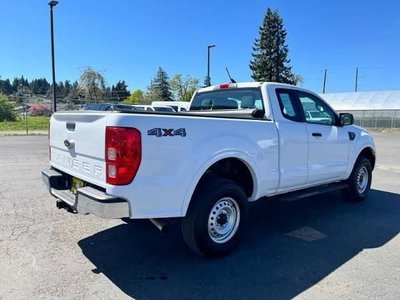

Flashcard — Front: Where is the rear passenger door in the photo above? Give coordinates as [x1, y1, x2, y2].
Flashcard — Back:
[295, 91, 350, 184]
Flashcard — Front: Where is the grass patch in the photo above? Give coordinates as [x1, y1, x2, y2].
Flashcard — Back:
[0, 116, 50, 131]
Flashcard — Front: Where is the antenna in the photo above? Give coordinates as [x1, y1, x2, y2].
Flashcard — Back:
[355, 67, 359, 92]
[322, 69, 327, 94]
[225, 67, 237, 83]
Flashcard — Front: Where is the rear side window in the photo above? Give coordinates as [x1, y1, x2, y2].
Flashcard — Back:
[190, 88, 263, 111]
[276, 89, 301, 122]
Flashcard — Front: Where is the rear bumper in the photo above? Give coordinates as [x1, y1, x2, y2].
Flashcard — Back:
[41, 168, 130, 219]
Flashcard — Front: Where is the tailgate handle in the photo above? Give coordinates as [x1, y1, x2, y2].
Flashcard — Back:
[66, 122, 76, 131]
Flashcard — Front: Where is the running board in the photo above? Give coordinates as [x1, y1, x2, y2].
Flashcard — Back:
[278, 183, 349, 202]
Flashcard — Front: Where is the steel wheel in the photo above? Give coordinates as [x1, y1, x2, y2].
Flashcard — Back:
[208, 197, 240, 244]
[182, 177, 248, 257]
[356, 166, 369, 194]
[342, 156, 372, 202]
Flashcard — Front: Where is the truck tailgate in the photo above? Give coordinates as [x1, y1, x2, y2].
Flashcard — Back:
[49, 112, 109, 188]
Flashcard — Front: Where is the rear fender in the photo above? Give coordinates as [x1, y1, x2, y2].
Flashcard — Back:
[180, 151, 259, 216]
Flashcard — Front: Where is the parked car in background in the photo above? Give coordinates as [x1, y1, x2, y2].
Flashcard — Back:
[132, 105, 153, 111]
[151, 101, 190, 112]
[133, 104, 175, 112]
[304, 110, 332, 124]
[84, 103, 142, 112]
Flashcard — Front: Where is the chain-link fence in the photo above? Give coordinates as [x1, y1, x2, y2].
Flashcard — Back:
[337, 110, 400, 128]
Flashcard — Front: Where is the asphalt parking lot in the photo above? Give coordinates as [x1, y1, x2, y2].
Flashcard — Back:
[0, 132, 399, 300]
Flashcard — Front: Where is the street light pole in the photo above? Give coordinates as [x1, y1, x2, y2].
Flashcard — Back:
[49, 1, 58, 112]
[205, 44, 215, 86]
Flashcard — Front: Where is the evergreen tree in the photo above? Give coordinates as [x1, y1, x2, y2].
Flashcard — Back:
[30, 78, 50, 95]
[0, 79, 13, 95]
[64, 80, 72, 97]
[30, 79, 41, 95]
[11, 76, 30, 94]
[250, 8, 297, 84]
[147, 67, 173, 101]
[58, 81, 65, 97]
[112, 80, 130, 101]
[12, 78, 20, 93]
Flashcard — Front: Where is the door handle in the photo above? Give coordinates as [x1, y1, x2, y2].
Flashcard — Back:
[312, 132, 322, 137]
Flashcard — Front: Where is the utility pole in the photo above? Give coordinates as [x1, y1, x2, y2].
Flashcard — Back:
[49, 1, 59, 112]
[322, 69, 327, 94]
[355, 67, 359, 92]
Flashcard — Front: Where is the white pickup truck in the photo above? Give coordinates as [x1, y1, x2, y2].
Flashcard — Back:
[42, 82, 376, 257]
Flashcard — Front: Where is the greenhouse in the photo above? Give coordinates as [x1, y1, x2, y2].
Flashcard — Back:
[320, 91, 400, 128]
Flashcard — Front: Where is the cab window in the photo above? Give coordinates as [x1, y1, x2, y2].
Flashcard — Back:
[190, 88, 263, 111]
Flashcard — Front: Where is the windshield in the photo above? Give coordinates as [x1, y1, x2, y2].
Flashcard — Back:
[190, 88, 263, 111]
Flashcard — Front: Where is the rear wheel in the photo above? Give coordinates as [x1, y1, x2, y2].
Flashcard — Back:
[182, 177, 248, 257]
[342, 156, 372, 201]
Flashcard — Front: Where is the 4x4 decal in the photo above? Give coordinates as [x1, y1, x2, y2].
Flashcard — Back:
[147, 128, 186, 137]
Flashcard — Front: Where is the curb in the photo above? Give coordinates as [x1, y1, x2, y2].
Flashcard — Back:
[0, 131, 48, 137]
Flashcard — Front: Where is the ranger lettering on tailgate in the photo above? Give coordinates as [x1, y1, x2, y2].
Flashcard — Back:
[52, 149, 103, 179]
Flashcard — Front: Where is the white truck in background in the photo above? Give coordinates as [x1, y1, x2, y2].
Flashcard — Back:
[151, 101, 190, 112]
[133, 102, 189, 112]
[132, 104, 175, 112]
[42, 82, 376, 257]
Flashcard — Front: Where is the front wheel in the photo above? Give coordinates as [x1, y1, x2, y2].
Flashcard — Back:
[342, 156, 372, 201]
[182, 177, 248, 257]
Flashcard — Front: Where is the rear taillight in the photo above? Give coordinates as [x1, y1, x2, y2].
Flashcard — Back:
[105, 126, 142, 185]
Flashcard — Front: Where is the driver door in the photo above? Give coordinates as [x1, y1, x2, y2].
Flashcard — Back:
[295, 91, 350, 184]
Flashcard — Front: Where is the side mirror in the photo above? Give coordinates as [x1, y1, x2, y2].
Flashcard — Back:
[339, 113, 354, 126]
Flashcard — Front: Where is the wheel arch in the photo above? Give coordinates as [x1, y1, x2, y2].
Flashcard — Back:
[181, 155, 258, 216]
[358, 147, 376, 170]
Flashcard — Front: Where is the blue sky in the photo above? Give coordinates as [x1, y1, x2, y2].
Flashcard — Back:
[1, 0, 400, 93]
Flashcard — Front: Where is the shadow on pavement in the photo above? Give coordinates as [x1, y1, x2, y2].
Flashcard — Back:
[78, 189, 400, 300]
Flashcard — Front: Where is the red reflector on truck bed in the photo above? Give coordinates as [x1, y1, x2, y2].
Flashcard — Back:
[105, 126, 141, 185]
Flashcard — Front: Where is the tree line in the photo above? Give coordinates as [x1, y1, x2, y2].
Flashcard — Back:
[0, 67, 200, 104]
[0, 74, 131, 102]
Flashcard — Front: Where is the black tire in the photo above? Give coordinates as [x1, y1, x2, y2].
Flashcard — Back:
[342, 156, 372, 202]
[182, 177, 248, 257]
[121, 217, 133, 224]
